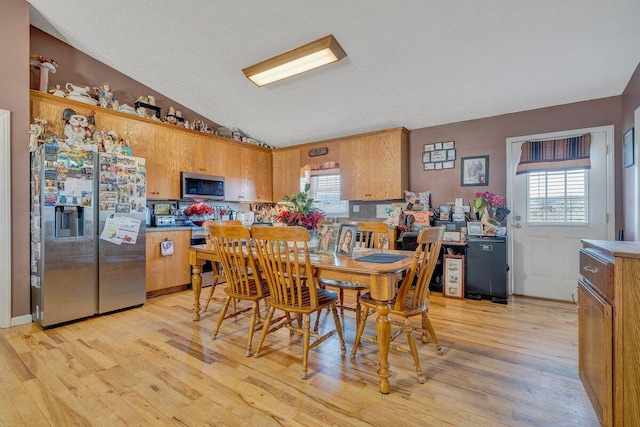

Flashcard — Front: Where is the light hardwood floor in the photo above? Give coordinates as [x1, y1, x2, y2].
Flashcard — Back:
[0, 288, 599, 426]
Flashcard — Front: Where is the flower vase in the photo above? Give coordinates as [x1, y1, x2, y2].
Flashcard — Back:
[190, 215, 206, 226]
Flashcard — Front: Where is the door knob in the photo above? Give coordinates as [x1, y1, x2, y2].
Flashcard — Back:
[514, 223, 522, 228]
[514, 215, 522, 220]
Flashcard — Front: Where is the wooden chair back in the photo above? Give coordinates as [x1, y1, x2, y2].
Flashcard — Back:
[355, 221, 389, 249]
[394, 226, 445, 312]
[208, 223, 264, 299]
[202, 219, 243, 249]
[251, 225, 320, 310]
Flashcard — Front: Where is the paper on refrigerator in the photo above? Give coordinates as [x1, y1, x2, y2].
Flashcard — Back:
[100, 215, 142, 245]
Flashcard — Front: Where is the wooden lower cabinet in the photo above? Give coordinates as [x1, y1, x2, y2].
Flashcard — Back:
[146, 230, 192, 297]
[578, 280, 612, 425]
[579, 241, 640, 426]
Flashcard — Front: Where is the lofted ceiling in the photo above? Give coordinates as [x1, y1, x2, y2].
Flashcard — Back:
[27, 0, 640, 147]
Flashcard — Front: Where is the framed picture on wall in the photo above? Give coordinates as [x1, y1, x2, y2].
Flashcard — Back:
[443, 255, 464, 298]
[624, 128, 634, 168]
[461, 155, 489, 186]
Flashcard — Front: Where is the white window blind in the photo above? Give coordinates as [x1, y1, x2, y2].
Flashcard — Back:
[301, 173, 348, 215]
[527, 169, 588, 224]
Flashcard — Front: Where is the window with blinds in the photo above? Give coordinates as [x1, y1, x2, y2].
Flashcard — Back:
[301, 173, 349, 215]
[527, 169, 588, 224]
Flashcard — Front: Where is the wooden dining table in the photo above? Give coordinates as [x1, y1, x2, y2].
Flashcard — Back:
[188, 244, 416, 394]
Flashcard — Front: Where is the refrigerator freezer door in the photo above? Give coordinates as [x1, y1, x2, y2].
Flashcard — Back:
[32, 146, 98, 327]
[40, 205, 97, 326]
[97, 153, 147, 313]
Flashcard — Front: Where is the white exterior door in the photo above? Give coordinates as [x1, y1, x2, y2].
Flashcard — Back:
[506, 126, 614, 301]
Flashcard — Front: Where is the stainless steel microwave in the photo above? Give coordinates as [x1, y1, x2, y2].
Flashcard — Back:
[181, 172, 225, 200]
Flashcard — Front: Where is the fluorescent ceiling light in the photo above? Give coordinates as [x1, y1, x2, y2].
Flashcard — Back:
[242, 34, 346, 87]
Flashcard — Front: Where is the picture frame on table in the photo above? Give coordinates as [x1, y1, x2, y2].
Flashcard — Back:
[466, 221, 483, 236]
[443, 255, 464, 298]
[623, 128, 634, 168]
[316, 223, 339, 254]
[461, 155, 489, 186]
[335, 223, 357, 256]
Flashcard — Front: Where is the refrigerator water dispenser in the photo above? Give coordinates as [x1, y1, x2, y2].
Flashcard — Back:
[55, 206, 84, 237]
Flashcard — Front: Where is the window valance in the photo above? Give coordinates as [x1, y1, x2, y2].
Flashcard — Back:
[516, 133, 591, 175]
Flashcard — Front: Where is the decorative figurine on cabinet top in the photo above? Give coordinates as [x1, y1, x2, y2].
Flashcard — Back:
[94, 82, 116, 109]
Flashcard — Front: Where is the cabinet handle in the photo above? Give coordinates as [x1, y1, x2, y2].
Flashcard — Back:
[582, 266, 598, 274]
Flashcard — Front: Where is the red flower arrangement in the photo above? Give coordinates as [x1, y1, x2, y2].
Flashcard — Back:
[276, 210, 324, 229]
[184, 202, 214, 216]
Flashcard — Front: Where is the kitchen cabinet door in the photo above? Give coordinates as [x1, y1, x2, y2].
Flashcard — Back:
[578, 280, 612, 426]
[146, 230, 192, 295]
[340, 128, 408, 200]
[223, 143, 272, 202]
[272, 148, 301, 201]
[243, 147, 272, 202]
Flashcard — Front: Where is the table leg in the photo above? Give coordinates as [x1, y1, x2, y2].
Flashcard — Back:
[375, 300, 392, 394]
[191, 263, 203, 321]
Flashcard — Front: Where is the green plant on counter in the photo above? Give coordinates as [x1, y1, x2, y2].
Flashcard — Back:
[281, 183, 315, 215]
[278, 183, 324, 228]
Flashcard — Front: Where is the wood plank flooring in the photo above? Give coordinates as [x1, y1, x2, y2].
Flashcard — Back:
[0, 288, 599, 426]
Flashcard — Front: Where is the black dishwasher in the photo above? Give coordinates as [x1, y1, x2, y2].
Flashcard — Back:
[465, 236, 508, 303]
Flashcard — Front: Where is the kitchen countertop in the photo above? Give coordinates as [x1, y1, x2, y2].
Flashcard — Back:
[146, 226, 198, 232]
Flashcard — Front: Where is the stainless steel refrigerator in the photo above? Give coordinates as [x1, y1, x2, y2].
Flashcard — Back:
[30, 145, 147, 327]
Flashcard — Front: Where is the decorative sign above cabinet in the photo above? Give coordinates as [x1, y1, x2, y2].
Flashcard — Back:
[308, 147, 329, 157]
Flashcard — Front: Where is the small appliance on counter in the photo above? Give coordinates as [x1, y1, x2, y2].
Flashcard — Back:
[154, 215, 176, 227]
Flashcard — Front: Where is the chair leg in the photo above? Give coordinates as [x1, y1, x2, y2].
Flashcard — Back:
[404, 318, 425, 384]
[254, 305, 276, 358]
[350, 304, 370, 359]
[354, 290, 362, 330]
[245, 301, 259, 357]
[203, 276, 219, 311]
[313, 309, 321, 333]
[422, 312, 443, 354]
[330, 303, 346, 355]
[212, 295, 231, 339]
[301, 314, 311, 379]
[339, 289, 345, 314]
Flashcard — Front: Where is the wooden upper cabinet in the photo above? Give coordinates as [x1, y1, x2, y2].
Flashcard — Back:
[30, 91, 273, 201]
[224, 144, 272, 202]
[245, 148, 272, 202]
[272, 148, 301, 201]
[340, 127, 408, 200]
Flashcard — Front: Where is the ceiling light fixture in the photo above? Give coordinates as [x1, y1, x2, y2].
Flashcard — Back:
[242, 34, 346, 87]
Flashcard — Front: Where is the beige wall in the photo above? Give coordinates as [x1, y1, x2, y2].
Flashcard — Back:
[0, 0, 30, 318]
[409, 97, 623, 227]
[621, 62, 640, 240]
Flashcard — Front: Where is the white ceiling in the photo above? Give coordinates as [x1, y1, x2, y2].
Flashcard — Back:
[28, 0, 640, 147]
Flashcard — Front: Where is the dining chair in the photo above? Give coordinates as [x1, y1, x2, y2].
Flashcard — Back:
[208, 222, 268, 356]
[202, 219, 243, 311]
[251, 225, 346, 379]
[351, 226, 445, 384]
[319, 221, 389, 328]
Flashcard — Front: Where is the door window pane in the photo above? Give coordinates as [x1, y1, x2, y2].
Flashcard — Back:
[527, 169, 588, 224]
